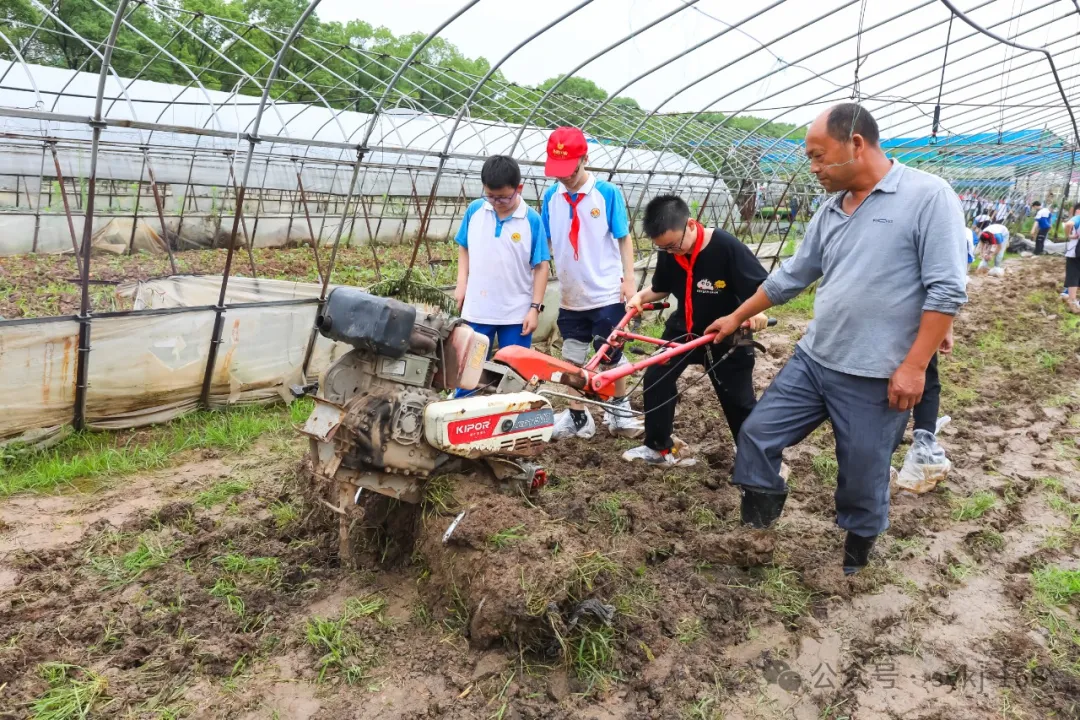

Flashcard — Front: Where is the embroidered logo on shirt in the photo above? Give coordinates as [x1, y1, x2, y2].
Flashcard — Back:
[714, 280, 727, 289]
[872, 218, 893, 224]
[511, 232, 522, 242]
[696, 278, 720, 294]
[590, 207, 601, 218]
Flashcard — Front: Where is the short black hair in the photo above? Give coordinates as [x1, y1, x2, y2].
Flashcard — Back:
[1032, 200, 1042, 207]
[643, 195, 690, 239]
[1072, 202, 1080, 212]
[826, 103, 880, 146]
[481, 155, 521, 190]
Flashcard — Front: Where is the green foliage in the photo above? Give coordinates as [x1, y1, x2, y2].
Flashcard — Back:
[30, 663, 109, 720]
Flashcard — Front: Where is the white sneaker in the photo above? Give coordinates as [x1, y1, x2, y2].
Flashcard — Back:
[988, 267, 1004, 277]
[622, 444, 698, 467]
[604, 399, 645, 438]
[551, 408, 596, 440]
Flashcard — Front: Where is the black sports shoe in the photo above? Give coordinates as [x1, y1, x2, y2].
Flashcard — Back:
[843, 532, 877, 575]
[740, 489, 787, 529]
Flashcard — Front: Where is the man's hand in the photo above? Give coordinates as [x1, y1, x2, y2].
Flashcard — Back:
[888, 361, 926, 412]
[453, 285, 466, 313]
[522, 308, 539, 335]
[705, 314, 744, 343]
[747, 313, 769, 331]
[620, 278, 637, 304]
[939, 328, 954, 355]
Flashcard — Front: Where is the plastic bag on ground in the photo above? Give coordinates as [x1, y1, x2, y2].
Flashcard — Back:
[895, 425, 952, 495]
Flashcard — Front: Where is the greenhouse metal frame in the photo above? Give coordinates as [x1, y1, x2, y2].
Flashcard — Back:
[1, 0, 1079, 441]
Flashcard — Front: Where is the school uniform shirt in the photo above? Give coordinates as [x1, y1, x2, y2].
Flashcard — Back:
[1067, 215, 1080, 258]
[650, 227, 769, 340]
[1035, 207, 1052, 236]
[983, 223, 1010, 245]
[541, 174, 630, 311]
[455, 198, 549, 326]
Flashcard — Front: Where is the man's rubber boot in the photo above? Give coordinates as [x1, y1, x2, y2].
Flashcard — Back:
[740, 489, 787, 529]
[843, 532, 877, 575]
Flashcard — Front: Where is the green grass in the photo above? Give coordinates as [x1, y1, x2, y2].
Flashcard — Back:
[269, 499, 300, 529]
[760, 567, 812, 620]
[421, 475, 457, 517]
[951, 491, 997, 521]
[689, 503, 721, 530]
[566, 625, 618, 693]
[676, 616, 705, 644]
[195, 479, 250, 508]
[569, 552, 620, 600]
[591, 494, 630, 534]
[304, 612, 377, 684]
[771, 285, 816, 320]
[1033, 567, 1080, 607]
[947, 561, 975, 582]
[212, 553, 280, 583]
[209, 577, 245, 616]
[811, 453, 839, 486]
[345, 594, 388, 619]
[30, 663, 110, 720]
[0, 399, 312, 496]
[90, 535, 177, 588]
[488, 524, 527, 550]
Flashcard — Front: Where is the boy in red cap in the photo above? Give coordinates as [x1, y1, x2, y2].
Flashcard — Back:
[541, 127, 643, 439]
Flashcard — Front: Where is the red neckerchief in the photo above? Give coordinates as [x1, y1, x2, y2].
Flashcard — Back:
[673, 220, 705, 333]
[563, 191, 587, 260]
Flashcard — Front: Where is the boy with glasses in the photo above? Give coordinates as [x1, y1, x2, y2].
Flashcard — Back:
[622, 195, 769, 466]
[453, 155, 549, 363]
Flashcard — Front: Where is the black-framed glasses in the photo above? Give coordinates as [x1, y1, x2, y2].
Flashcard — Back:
[485, 191, 518, 205]
[656, 219, 691, 254]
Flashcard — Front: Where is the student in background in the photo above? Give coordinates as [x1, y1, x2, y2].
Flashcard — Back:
[976, 222, 1009, 277]
[453, 155, 549, 370]
[1031, 200, 1051, 255]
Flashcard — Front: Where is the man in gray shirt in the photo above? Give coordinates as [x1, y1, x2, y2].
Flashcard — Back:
[706, 103, 968, 574]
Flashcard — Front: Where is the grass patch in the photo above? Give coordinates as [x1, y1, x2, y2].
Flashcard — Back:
[421, 475, 457, 517]
[1029, 566, 1080, 674]
[689, 502, 721, 530]
[90, 535, 177, 588]
[269, 499, 299, 529]
[569, 551, 620, 600]
[1033, 567, 1080, 607]
[760, 567, 812, 620]
[947, 561, 975, 583]
[212, 553, 280, 583]
[345, 594, 389, 619]
[591, 494, 630, 534]
[676, 616, 705, 644]
[209, 578, 245, 616]
[30, 663, 110, 720]
[304, 613, 377, 684]
[0, 400, 311, 497]
[195, 479, 250, 508]
[951, 491, 997, 521]
[612, 577, 660, 619]
[488, 524, 527, 550]
[771, 285, 816, 320]
[811, 453, 839, 486]
[565, 624, 618, 693]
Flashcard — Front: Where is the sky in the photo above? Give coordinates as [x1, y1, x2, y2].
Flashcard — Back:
[315, 0, 1080, 141]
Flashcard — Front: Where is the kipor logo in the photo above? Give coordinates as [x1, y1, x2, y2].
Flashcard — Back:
[448, 414, 502, 443]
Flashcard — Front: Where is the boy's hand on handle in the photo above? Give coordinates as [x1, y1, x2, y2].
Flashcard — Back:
[620, 278, 638, 305]
[705, 314, 744, 343]
[522, 308, 540, 335]
[627, 289, 649, 313]
[453, 285, 466, 314]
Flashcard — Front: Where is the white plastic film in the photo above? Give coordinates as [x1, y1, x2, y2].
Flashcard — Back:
[0, 321, 79, 440]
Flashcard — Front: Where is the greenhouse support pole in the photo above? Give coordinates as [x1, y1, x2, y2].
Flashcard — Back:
[143, 150, 179, 275]
[200, 0, 321, 410]
[295, 165, 325, 283]
[48, 141, 82, 276]
[300, 147, 366, 377]
[1051, 148, 1076, 242]
[73, 0, 131, 431]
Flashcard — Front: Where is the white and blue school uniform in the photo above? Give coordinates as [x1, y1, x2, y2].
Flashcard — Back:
[455, 197, 549, 349]
[540, 174, 630, 366]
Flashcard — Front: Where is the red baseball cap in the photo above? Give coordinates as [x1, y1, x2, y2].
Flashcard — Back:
[545, 127, 588, 177]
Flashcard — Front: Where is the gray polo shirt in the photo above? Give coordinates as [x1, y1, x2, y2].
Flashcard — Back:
[763, 160, 968, 379]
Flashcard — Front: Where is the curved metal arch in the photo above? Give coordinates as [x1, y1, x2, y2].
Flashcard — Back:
[505, 0, 702, 156]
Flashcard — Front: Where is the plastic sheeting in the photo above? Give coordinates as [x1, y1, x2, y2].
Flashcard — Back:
[0, 320, 79, 441]
[0, 60, 726, 197]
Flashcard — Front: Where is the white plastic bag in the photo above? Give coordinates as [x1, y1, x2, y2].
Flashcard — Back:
[896, 420, 952, 494]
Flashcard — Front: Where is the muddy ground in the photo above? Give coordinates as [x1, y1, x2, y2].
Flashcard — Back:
[1, 256, 1079, 719]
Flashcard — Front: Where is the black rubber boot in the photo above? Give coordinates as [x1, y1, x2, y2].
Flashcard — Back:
[740, 489, 787, 529]
[843, 532, 877, 575]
